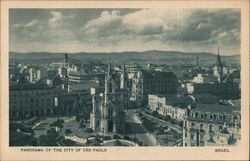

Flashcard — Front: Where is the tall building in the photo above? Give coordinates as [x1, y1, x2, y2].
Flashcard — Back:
[9, 84, 55, 120]
[90, 64, 128, 135]
[132, 70, 177, 106]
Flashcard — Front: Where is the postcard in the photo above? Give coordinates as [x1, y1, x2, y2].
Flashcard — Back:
[0, 0, 249, 160]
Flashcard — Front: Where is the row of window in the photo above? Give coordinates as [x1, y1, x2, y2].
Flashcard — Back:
[191, 112, 233, 121]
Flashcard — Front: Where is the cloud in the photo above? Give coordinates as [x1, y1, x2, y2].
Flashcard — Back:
[14, 19, 40, 28]
[48, 11, 63, 27]
[82, 9, 178, 37]
[81, 9, 240, 46]
[10, 9, 241, 55]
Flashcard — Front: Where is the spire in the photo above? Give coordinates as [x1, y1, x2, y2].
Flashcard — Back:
[216, 46, 223, 82]
[107, 57, 112, 77]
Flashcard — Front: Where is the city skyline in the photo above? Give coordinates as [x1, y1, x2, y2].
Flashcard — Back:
[10, 8, 240, 55]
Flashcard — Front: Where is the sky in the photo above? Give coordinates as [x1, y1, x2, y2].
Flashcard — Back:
[9, 8, 240, 55]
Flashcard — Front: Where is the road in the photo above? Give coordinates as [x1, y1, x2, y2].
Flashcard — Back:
[141, 112, 183, 133]
[125, 109, 158, 146]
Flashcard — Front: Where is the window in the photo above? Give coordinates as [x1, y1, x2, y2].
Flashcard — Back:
[109, 83, 112, 93]
[204, 113, 207, 119]
[219, 125, 223, 131]
[210, 114, 213, 120]
[191, 134, 195, 140]
[195, 112, 198, 118]
[108, 108, 113, 116]
[96, 120, 100, 127]
[200, 124, 203, 129]
[209, 124, 213, 132]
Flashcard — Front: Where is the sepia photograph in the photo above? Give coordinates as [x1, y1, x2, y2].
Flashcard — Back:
[1, 0, 249, 161]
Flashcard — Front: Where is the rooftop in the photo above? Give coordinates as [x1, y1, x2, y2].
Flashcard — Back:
[143, 71, 177, 79]
[10, 83, 52, 91]
[192, 103, 234, 114]
[70, 81, 99, 91]
[193, 94, 220, 99]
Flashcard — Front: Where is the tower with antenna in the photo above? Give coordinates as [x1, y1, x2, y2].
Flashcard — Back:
[196, 56, 199, 67]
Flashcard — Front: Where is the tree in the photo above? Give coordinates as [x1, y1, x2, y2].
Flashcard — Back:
[65, 129, 72, 135]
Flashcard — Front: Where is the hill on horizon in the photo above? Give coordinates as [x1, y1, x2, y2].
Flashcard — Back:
[9, 50, 240, 66]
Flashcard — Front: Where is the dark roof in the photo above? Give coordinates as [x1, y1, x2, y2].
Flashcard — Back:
[193, 94, 219, 99]
[143, 71, 177, 79]
[192, 103, 234, 114]
[70, 81, 99, 91]
[10, 83, 52, 90]
[154, 94, 192, 108]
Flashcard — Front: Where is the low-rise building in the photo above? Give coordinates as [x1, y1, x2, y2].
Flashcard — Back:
[148, 94, 192, 121]
[192, 74, 215, 84]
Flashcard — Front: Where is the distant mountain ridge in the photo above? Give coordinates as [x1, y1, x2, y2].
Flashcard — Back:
[9, 50, 240, 66]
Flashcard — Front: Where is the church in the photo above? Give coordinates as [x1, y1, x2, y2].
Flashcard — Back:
[90, 64, 129, 135]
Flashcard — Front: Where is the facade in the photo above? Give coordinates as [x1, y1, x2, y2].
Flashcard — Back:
[148, 94, 192, 121]
[68, 73, 105, 83]
[90, 65, 129, 135]
[132, 70, 177, 106]
[192, 74, 215, 84]
[183, 103, 241, 146]
[56, 82, 96, 116]
[28, 67, 48, 83]
[9, 83, 55, 120]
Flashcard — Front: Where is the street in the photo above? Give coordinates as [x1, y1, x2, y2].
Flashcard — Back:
[125, 109, 158, 146]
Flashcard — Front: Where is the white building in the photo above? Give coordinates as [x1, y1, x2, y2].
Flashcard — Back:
[148, 94, 192, 121]
[192, 74, 215, 84]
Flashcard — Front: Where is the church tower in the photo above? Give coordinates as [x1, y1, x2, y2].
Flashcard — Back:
[101, 63, 118, 134]
[216, 47, 223, 83]
[90, 62, 126, 135]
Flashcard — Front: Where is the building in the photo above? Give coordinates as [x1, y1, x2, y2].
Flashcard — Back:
[148, 94, 192, 121]
[186, 82, 240, 99]
[132, 70, 177, 106]
[37, 69, 48, 80]
[192, 74, 215, 84]
[9, 83, 55, 120]
[183, 103, 241, 146]
[68, 73, 105, 83]
[56, 81, 99, 117]
[28, 67, 37, 83]
[28, 67, 48, 83]
[191, 94, 220, 104]
[90, 64, 129, 135]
